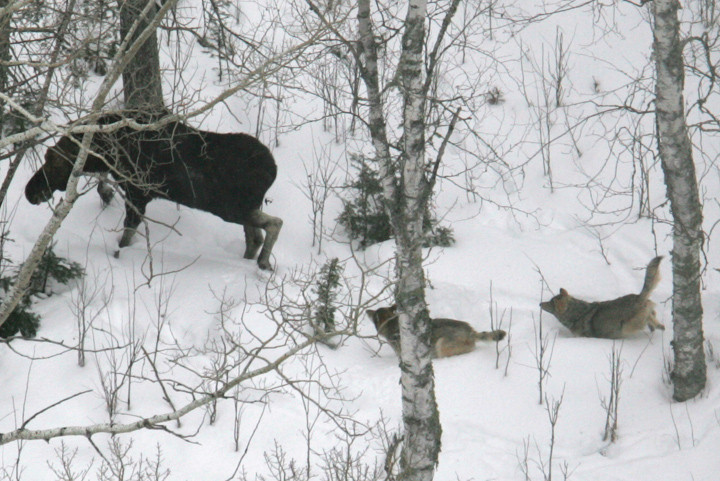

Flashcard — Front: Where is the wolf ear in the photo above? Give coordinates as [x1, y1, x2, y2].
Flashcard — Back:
[555, 288, 569, 313]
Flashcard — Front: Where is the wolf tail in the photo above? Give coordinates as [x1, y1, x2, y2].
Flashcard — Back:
[638, 256, 663, 302]
[474, 329, 507, 341]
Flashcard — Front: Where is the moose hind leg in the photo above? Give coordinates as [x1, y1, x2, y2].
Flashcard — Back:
[243, 225, 264, 260]
[248, 210, 283, 270]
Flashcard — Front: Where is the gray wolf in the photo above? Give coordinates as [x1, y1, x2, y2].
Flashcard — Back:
[366, 305, 506, 358]
[539, 256, 665, 338]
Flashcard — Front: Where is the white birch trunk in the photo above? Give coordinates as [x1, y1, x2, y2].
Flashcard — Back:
[356, 0, 392, 171]
[652, 0, 706, 402]
[395, 2, 441, 481]
[358, 0, 441, 479]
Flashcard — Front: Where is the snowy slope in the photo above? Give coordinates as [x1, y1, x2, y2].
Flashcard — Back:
[1, 1, 720, 480]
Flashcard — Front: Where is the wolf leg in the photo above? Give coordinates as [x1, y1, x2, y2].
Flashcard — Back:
[646, 308, 666, 331]
[434, 337, 475, 358]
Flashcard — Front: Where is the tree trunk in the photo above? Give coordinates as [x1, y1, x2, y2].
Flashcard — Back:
[119, 0, 165, 112]
[0, 0, 10, 132]
[394, 2, 441, 481]
[357, 0, 441, 479]
[652, 0, 706, 402]
[356, 0, 392, 173]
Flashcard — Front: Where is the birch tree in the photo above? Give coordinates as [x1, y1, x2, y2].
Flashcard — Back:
[391, 2, 443, 480]
[652, 0, 706, 402]
[305, 0, 468, 477]
[0, 4, 349, 477]
[305, 1, 447, 478]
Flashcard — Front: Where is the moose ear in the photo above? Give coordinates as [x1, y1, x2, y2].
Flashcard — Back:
[559, 288, 569, 297]
[366, 309, 376, 319]
[390, 304, 397, 314]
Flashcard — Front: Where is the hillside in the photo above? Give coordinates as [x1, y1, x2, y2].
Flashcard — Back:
[1, 1, 719, 480]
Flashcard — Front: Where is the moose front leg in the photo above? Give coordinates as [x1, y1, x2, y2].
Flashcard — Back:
[96, 173, 114, 206]
[114, 200, 147, 258]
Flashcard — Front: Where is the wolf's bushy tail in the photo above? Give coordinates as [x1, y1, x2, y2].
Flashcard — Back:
[474, 329, 507, 341]
[639, 256, 663, 302]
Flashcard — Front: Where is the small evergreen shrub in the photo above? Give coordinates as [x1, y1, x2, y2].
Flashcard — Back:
[338, 154, 455, 249]
[423, 224, 455, 248]
[3, 95, 35, 138]
[338, 157, 392, 248]
[0, 305, 41, 339]
[313, 257, 343, 335]
[0, 243, 84, 340]
[30, 244, 85, 295]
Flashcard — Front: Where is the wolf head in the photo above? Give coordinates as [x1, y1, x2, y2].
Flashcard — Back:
[366, 305, 400, 354]
[366, 304, 398, 331]
[539, 287, 593, 334]
[539, 288, 570, 317]
[540, 288, 604, 336]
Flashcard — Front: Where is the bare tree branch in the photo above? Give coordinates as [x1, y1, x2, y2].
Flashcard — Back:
[0, 332, 328, 445]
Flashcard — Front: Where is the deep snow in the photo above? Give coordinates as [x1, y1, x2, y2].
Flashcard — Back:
[1, 1, 719, 480]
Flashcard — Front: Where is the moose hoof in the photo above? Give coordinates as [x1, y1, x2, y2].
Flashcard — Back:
[258, 259, 273, 271]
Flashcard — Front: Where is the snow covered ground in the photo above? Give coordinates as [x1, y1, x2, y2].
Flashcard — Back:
[1, 1, 719, 480]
